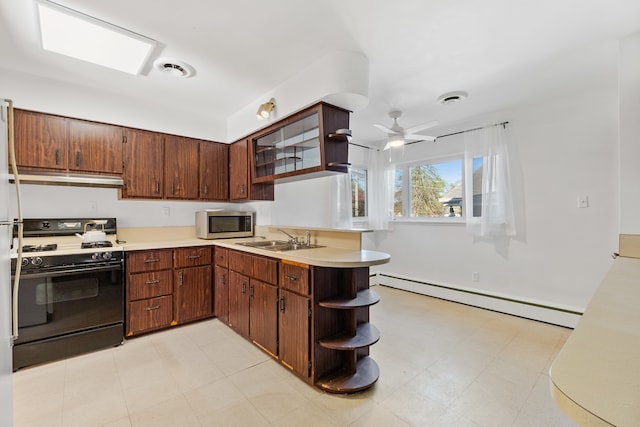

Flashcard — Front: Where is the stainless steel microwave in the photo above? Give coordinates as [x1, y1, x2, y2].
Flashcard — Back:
[195, 210, 255, 239]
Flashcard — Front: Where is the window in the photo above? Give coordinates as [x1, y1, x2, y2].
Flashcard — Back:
[471, 157, 483, 217]
[351, 168, 367, 217]
[394, 157, 463, 220]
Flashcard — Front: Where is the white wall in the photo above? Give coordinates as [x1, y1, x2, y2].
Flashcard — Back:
[269, 53, 619, 325]
[619, 31, 640, 234]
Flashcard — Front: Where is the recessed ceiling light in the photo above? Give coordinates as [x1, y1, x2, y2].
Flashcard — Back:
[35, 0, 156, 75]
[437, 91, 468, 105]
[153, 58, 195, 78]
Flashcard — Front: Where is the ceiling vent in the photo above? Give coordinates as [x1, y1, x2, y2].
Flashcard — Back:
[437, 91, 468, 105]
[153, 58, 195, 78]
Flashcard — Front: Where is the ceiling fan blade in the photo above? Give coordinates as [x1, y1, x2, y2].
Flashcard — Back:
[383, 142, 391, 151]
[405, 134, 437, 142]
[404, 120, 439, 135]
[373, 124, 395, 134]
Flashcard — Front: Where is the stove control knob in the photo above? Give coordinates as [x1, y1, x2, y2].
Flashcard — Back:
[102, 252, 113, 260]
[21, 257, 30, 267]
[91, 253, 100, 260]
[32, 257, 43, 266]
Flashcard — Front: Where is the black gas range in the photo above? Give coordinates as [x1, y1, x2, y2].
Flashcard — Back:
[11, 218, 125, 371]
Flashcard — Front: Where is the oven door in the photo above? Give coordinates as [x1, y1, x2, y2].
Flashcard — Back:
[12, 263, 123, 345]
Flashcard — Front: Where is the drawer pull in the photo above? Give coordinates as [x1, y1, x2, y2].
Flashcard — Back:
[179, 272, 183, 286]
[144, 258, 160, 263]
[186, 255, 201, 259]
[242, 283, 247, 294]
[145, 305, 161, 311]
[280, 296, 285, 312]
[145, 279, 160, 285]
[285, 275, 299, 281]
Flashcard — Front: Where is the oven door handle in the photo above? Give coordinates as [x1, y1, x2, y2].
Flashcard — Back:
[14, 264, 122, 280]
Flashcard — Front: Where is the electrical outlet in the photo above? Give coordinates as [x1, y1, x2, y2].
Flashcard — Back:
[577, 194, 589, 208]
[472, 271, 480, 282]
[88, 201, 97, 213]
[161, 207, 170, 216]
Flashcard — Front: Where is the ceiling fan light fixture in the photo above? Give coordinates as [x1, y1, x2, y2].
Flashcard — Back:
[388, 134, 405, 147]
[437, 91, 468, 105]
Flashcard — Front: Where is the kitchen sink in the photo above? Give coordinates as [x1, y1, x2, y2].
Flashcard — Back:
[236, 240, 324, 252]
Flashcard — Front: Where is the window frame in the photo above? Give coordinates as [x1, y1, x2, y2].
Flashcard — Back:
[392, 153, 466, 224]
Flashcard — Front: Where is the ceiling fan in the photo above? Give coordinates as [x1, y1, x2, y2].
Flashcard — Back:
[374, 110, 439, 150]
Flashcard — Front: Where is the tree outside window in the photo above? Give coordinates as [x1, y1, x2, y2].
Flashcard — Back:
[351, 168, 367, 217]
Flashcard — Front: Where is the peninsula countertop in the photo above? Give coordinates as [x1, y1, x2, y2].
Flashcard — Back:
[549, 256, 640, 426]
[117, 226, 390, 268]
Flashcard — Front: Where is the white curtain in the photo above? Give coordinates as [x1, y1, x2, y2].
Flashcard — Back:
[464, 125, 516, 237]
[334, 172, 353, 228]
[367, 148, 394, 230]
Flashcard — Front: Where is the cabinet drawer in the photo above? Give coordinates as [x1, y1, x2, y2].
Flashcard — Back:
[128, 270, 173, 301]
[214, 247, 228, 267]
[174, 246, 212, 268]
[127, 249, 173, 273]
[127, 295, 173, 335]
[280, 262, 310, 295]
[229, 250, 278, 284]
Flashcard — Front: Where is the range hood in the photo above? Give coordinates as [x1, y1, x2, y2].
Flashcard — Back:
[9, 172, 123, 188]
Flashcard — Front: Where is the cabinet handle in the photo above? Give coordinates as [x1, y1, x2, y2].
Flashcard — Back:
[145, 279, 160, 285]
[144, 258, 160, 263]
[279, 296, 285, 312]
[186, 255, 201, 259]
[240, 184, 246, 195]
[242, 282, 247, 294]
[179, 272, 183, 287]
[249, 284, 254, 298]
[203, 184, 208, 195]
[55, 149, 60, 165]
[155, 181, 160, 194]
[171, 182, 175, 195]
[145, 305, 161, 311]
[75, 151, 81, 167]
[285, 274, 299, 281]
[222, 273, 226, 286]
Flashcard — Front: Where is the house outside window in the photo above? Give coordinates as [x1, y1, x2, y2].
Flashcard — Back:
[394, 157, 463, 221]
[351, 168, 367, 217]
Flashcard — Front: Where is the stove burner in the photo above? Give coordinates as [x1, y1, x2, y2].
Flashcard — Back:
[22, 244, 58, 253]
[81, 241, 113, 249]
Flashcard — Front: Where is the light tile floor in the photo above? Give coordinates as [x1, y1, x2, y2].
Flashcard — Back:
[13, 285, 577, 427]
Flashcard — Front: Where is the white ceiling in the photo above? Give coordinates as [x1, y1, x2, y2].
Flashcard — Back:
[1, 0, 640, 147]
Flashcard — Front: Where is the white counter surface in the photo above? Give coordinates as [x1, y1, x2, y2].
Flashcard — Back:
[550, 257, 640, 426]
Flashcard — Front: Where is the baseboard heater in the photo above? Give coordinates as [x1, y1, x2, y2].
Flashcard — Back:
[372, 272, 583, 328]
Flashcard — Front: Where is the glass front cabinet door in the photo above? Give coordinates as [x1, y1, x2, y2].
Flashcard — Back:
[251, 102, 350, 183]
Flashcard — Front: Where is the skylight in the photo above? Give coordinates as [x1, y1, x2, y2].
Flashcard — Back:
[35, 0, 156, 75]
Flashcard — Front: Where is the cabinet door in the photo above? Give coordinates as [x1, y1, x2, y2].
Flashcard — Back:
[249, 280, 278, 356]
[164, 136, 199, 199]
[200, 142, 228, 200]
[13, 109, 67, 170]
[175, 265, 212, 324]
[229, 139, 249, 200]
[127, 295, 173, 336]
[214, 265, 229, 324]
[228, 271, 250, 337]
[122, 128, 164, 198]
[69, 119, 123, 174]
[279, 289, 310, 378]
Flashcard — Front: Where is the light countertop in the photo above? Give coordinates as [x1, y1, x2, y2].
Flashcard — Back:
[550, 256, 640, 426]
[117, 227, 390, 268]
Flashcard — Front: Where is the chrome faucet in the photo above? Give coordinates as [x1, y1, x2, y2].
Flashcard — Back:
[277, 229, 299, 245]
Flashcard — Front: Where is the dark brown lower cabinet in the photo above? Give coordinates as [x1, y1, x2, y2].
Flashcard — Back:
[128, 295, 173, 335]
[249, 279, 278, 356]
[228, 271, 250, 337]
[214, 265, 229, 324]
[174, 265, 212, 323]
[279, 289, 310, 378]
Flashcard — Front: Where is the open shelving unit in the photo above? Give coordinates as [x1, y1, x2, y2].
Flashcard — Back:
[312, 267, 381, 393]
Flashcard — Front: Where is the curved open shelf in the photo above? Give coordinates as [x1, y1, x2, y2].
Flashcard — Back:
[318, 289, 380, 309]
[316, 356, 379, 394]
[319, 323, 380, 350]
